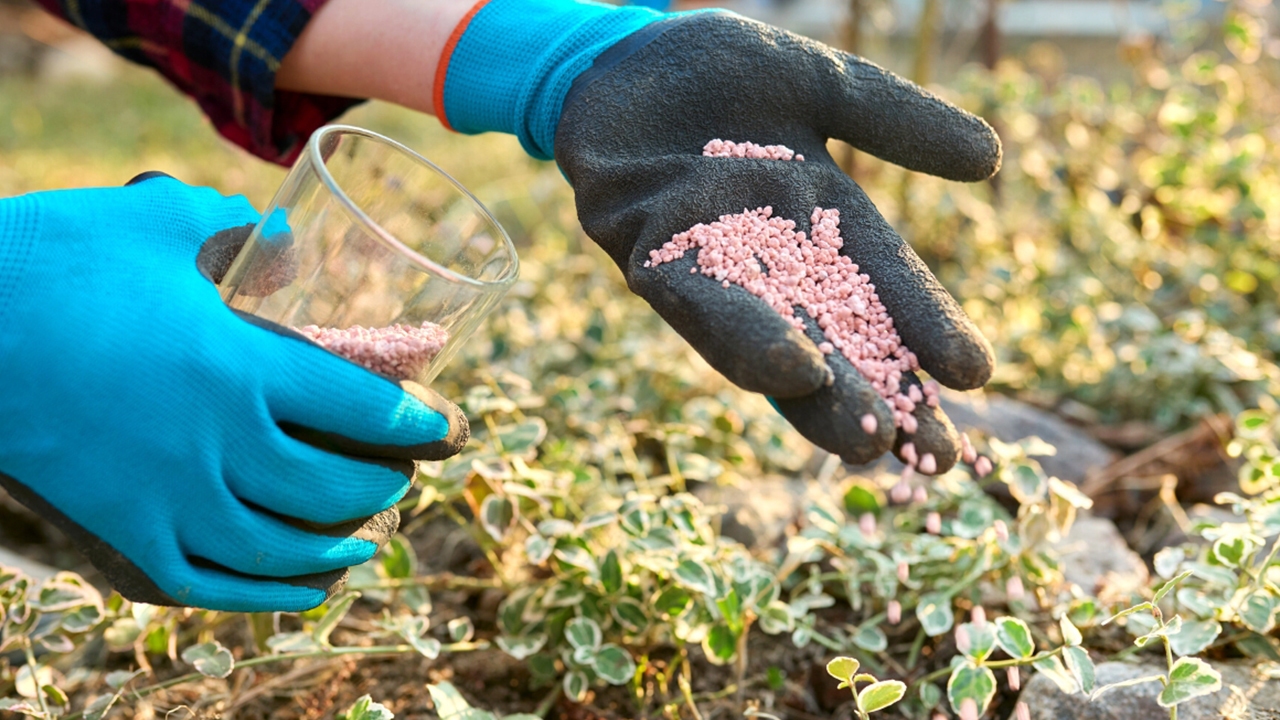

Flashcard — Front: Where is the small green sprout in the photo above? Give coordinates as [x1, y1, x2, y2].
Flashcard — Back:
[825, 657, 907, 719]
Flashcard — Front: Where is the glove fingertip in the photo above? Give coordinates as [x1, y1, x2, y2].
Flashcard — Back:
[399, 381, 471, 460]
[920, 331, 995, 391]
[742, 333, 832, 398]
[948, 115, 1004, 183]
[895, 403, 960, 475]
[772, 373, 896, 466]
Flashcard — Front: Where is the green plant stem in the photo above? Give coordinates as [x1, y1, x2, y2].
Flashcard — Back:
[613, 419, 652, 495]
[678, 651, 704, 720]
[247, 612, 276, 654]
[909, 646, 1064, 690]
[1163, 633, 1177, 720]
[984, 649, 1062, 670]
[483, 413, 506, 454]
[806, 628, 847, 653]
[944, 545, 998, 600]
[480, 373, 528, 424]
[664, 445, 687, 493]
[441, 501, 509, 586]
[734, 617, 752, 709]
[535, 684, 562, 719]
[61, 641, 487, 720]
[905, 627, 927, 671]
[690, 684, 739, 703]
[663, 645, 688, 703]
[23, 640, 50, 717]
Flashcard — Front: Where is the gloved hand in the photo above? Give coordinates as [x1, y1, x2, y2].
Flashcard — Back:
[436, 1, 999, 473]
[0, 174, 467, 612]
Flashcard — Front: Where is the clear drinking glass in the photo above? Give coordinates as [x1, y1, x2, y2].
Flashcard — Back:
[220, 125, 518, 385]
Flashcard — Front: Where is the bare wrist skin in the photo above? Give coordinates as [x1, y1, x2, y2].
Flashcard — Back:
[275, 0, 477, 117]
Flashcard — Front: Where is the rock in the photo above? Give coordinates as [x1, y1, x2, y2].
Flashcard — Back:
[696, 475, 807, 549]
[1058, 513, 1148, 596]
[1020, 661, 1280, 719]
[938, 389, 1116, 485]
[0, 545, 55, 582]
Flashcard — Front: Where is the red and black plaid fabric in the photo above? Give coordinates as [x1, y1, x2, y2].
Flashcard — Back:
[35, 0, 363, 166]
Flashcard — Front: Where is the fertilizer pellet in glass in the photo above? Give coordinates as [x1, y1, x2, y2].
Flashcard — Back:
[294, 322, 448, 381]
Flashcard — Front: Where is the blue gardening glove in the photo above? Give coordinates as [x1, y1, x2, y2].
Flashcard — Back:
[436, 1, 999, 473]
[0, 174, 468, 612]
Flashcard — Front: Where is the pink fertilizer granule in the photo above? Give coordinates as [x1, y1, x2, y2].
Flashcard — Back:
[295, 322, 448, 381]
[925, 512, 942, 535]
[918, 452, 937, 475]
[1006, 576, 1025, 601]
[890, 478, 912, 504]
[702, 139, 804, 162]
[971, 606, 987, 627]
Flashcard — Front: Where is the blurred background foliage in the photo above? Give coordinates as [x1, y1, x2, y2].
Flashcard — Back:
[883, 1, 1280, 430]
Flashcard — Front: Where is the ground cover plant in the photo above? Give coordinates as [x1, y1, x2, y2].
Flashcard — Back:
[2, 1, 1280, 718]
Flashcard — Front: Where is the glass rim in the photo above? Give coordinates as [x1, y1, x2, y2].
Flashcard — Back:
[306, 124, 519, 290]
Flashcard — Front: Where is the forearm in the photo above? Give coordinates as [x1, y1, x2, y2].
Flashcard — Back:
[275, 0, 477, 118]
[278, 0, 671, 159]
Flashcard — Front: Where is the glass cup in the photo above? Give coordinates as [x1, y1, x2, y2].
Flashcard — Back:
[220, 125, 518, 385]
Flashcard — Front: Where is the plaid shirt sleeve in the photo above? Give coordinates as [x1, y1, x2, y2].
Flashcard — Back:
[34, 0, 364, 166]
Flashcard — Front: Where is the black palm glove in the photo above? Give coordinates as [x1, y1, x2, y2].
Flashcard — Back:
[555, 14, 1000, 473]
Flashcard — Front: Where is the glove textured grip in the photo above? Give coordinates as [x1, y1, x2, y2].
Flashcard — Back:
[0, 195, 40, 336]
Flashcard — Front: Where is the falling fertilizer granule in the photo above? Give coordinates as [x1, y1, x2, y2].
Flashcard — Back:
[295, 322, 449, 381]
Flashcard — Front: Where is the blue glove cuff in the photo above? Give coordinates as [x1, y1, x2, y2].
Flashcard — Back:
[440, 0, 710, 160]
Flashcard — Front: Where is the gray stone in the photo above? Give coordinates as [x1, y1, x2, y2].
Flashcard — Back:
[1020, 661, 1280, 719]
[1058, 513, 1148, 596]
[0, 545, 55, 582]
[938, 389, 1116, 485]
[697, 475, 808, 549]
